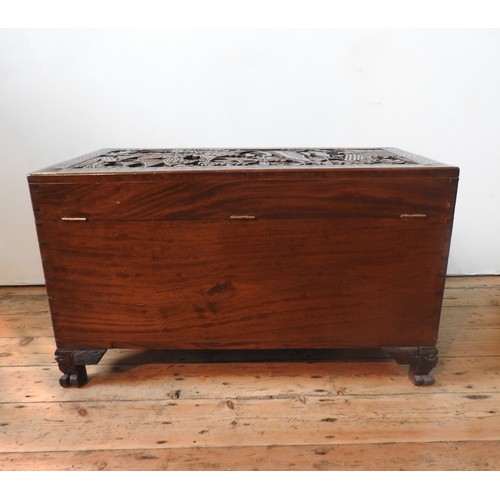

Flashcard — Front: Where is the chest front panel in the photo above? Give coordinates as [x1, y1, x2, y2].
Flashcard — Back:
[29, 158, 458, 351]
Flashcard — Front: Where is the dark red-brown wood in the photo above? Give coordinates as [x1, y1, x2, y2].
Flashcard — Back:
[28, 148, 459, 386]
[29, 175, 456, 221]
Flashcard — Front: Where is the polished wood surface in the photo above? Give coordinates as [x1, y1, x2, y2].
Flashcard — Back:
[29, 172, 457, 220]
[0, 277, 499, 470]
[39, 218, 448, 350]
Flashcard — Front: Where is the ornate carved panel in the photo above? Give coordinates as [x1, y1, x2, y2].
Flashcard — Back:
[65, 148, 418, 171]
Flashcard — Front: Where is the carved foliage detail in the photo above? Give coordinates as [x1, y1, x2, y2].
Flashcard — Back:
[67, 148, 417, 171]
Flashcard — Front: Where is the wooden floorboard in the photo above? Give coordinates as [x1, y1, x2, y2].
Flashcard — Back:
[0, 441, 497, 471]
[0, 276, 499, 470]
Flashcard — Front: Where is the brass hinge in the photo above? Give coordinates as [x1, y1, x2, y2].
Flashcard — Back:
[229, 215, 256, 220]
[400, 214, 427, 219]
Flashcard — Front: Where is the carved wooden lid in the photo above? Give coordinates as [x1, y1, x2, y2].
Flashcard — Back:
[31, 148, 446, 175]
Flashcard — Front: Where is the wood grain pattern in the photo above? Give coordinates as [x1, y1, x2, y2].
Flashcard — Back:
[1, 394, 498, 453]
[30, 174, 457, 221]
[38, 218, 448, 350]
[1, 441, 497, 471]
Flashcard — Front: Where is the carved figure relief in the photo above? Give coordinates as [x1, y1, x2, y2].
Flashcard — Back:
[67, 148, 417, 171]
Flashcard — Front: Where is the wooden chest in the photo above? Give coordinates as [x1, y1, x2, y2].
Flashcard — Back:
[28, 148, 459, 387]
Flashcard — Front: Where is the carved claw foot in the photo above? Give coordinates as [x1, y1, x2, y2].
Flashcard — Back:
[408, 347, 438, 386]
[410, 373, 435, 386]
[55, 349, 107, 388]
[383, 347, 438, 386]
[59, 366, 88, 388]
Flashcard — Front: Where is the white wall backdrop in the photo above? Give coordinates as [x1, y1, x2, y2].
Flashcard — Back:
[1, 29, 499, 284]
